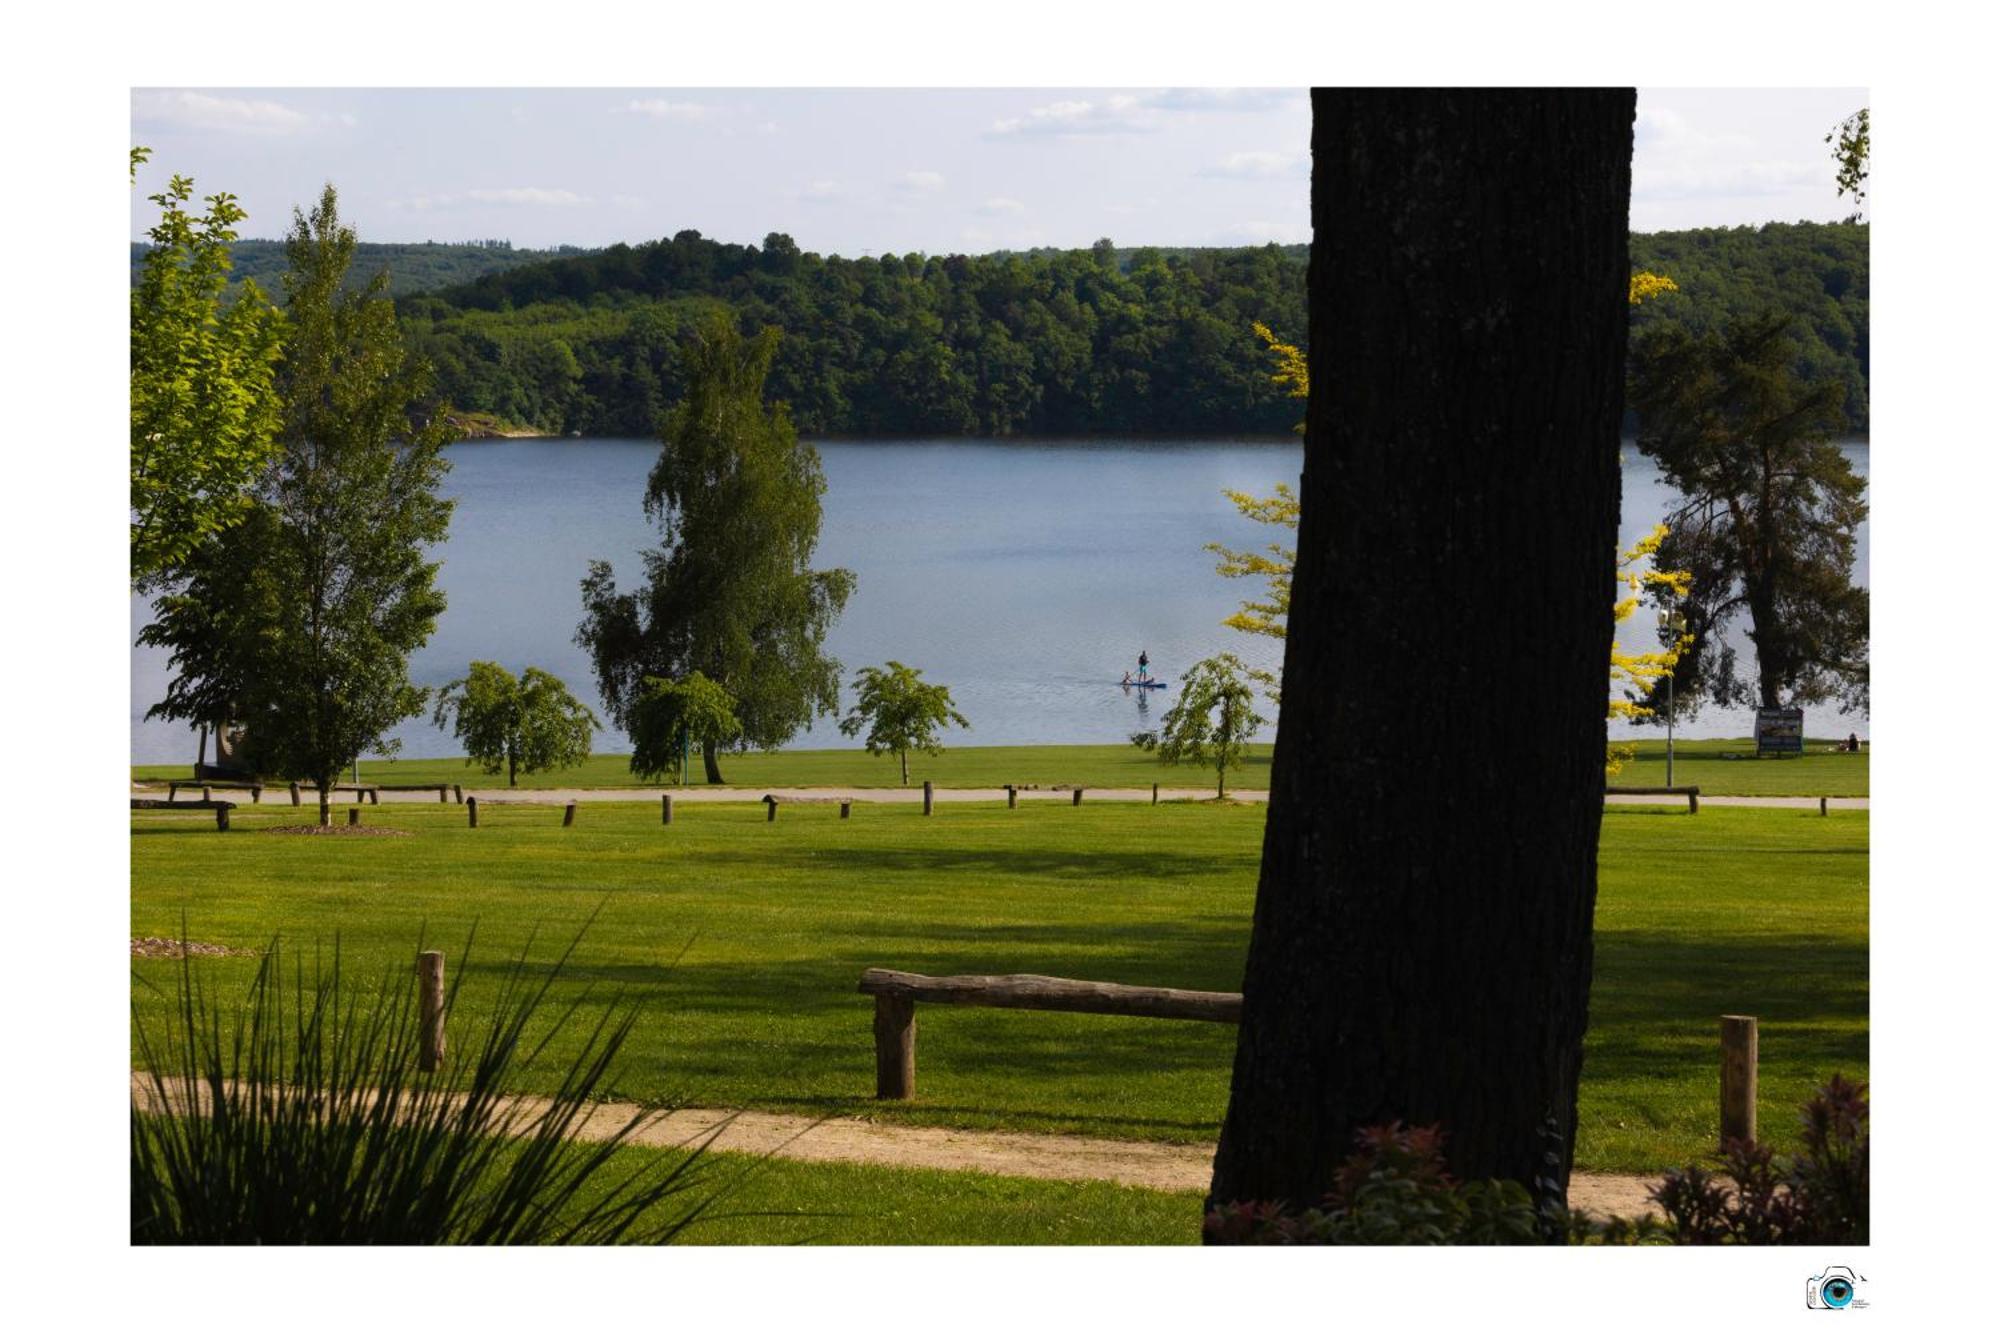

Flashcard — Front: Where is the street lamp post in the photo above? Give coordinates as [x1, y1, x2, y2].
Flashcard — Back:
[1659, 609, 1686, 787]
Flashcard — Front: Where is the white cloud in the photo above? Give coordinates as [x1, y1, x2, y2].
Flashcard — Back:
[466, 187, 590, 207]
[624, 98, 710, 122]
[897, 170, 946, 194]
[799, 180, 846, 204]
[1144, 88, 1305, 113]
[132, 90, 312, 135]
[1215, 220, 1311, 245]
[390, 187, 589, 212]
[989, 87, 1306, 138]
[1199, 150, 1307, 180]
[977, 196, 1025, 215]
[1632, 105, 1821, 201]
[989, 95, 1154, 137]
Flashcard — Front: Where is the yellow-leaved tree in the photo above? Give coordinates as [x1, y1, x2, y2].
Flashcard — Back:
[1606, 524, 1693, 775]
[1213, 274, 1687, 769]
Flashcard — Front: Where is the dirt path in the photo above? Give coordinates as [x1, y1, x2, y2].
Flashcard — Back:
[130, 1073, 1658, 1216]
[131, 780, 1867, 812]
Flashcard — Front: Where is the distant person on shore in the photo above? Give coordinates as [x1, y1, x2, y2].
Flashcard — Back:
[1845, 732, 1861, 753]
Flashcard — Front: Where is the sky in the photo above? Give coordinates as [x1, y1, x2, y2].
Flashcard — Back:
[130, 86, 1867, 256]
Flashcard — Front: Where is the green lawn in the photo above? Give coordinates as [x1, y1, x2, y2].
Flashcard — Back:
[133, 736, 1869, 796]
[131, 800, 1866, 1175]
[576, 1145, 1199, 1245]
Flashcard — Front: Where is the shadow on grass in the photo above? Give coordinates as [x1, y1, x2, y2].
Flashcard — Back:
[457, 915, 1251, 1019]
[1586, 929, 1868, 1085]
[666, 842, 1264, 886]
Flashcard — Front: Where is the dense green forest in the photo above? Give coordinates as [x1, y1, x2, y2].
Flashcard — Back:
[128, 238, 595, 299]
[395, 235, 1311, 437]
[130, 223, 1868, 438]
[1630, 224, 1868, 429]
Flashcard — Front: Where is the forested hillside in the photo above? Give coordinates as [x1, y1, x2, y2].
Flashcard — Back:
[133, 223, 1867, 438]
[397, 234, 1310, 437]
[128, 238, 596, 299]
[1630, 223, 1868, 429]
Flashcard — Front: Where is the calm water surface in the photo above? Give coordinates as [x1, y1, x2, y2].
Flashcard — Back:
[128, 438, 1869, 764]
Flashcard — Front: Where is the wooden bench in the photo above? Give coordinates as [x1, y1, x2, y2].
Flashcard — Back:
[857, 968, 1241, 1100]
[132, 797, 234, 831]
[168, 779, 262, 804]
[284, 782, 381, 806]
[1605, 784, 1700, 814]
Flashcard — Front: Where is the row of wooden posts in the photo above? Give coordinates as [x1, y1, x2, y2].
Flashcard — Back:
[453, 782, 1124, 827]
[150, 786, 1843, 833]
[403, 950, 1764, 1150]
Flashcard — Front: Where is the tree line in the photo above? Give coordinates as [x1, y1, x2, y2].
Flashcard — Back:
[385, 222, 1866, 439]
[128, 237, 594, 300]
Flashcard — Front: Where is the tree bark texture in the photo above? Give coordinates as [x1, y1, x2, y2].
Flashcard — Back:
[702, 736, 724, 784]
[1208, 89, 1633, 1217]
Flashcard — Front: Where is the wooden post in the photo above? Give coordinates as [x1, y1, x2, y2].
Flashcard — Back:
[418, 951, 446, 1073]
[1720, 1014, 1758, 1146]
[348, 806, 359, 826]
[562, 801, 577, 828]
[1820, 795, 1829, 816]
[923, 780, 934, 815]
[873, 994, 916, 1100]
[214, 804, 229, 833]
[1006, 784, 1017, 809]
[466, 796, 478, 828]
[840, 800, 851, 820]
[766, 795, 778, 822]
[370, 788, 380, 806]
[1152, 782, 1159, 805]
[453, 783, 463, 804]
[662, 793, 673, 825]
[290, 781, 301, 807]
[252, 785, 263, 805]
[439, 785, 449, 804]
[202, 785, 212, 802]
[1688, 789, 1699, 815]
[1073, 787, 1084, 807]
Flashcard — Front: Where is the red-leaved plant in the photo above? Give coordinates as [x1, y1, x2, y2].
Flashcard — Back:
[1205, 1076, 1868, 1246]
[1651, 1074, 1868, 1245]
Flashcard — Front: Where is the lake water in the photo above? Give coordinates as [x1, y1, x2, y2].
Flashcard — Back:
[128, 438, 1870, 764]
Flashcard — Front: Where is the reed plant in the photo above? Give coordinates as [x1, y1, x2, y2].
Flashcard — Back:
[131, 921, 734, 1244]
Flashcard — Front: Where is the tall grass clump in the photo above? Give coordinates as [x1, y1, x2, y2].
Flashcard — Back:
[132, 923, 731, 1244]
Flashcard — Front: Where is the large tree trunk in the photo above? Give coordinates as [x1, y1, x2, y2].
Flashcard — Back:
[1207, 89, 1633, 1223]
[702, 737, 724, 784]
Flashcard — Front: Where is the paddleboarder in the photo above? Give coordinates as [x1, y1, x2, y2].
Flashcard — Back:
[1137, 649, 1150, 682]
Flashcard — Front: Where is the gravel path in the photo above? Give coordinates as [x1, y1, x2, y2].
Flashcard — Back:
[128, 1073, 1659, 1216]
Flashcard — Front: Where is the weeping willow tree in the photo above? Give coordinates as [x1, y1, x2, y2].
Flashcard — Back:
[577, 314, 855, 783]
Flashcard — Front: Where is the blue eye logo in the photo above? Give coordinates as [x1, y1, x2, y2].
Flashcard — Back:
[1807, 1267, 1867, 1310]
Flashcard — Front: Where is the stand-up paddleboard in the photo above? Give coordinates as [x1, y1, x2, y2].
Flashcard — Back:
[1120, 679, 1168, 690]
